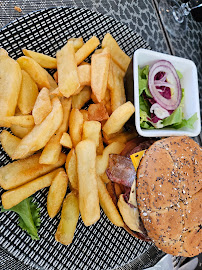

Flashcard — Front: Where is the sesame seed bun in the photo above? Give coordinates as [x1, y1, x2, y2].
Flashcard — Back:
[136, 136, 202, 256]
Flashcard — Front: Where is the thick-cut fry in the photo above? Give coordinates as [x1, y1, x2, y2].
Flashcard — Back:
[100, 172, 110, 184]
[97, 176, 124, 227]
[65, 149, 78, 191]
[76, 140, 100, 226]
[72, 86, 91, 109]
[53, 71, 58, 83]
[108, 60, 126, 112]
[104, 130, 138, 145]
[22, 49, 57, 69]
[79, 109, 88, 121]
[47, 169, 68, 218]
[78, 64, 91, 86]
[10, 125, 33, 139]
[17, 56, 50, 89]
[55, 192, 79, 245]
[118, 194, 142, 232]
[0, 152, 66, 190]
[75, 36, 100, 65]
[105, 101, 112, 116]
[0, 130, 21, 157]
[0, 115, 34, 128]
[97, 131, 104, 155]
[88, 103, 109, 121]
[91, 48, 110, 102]
[82, 121, 101, 147]
[57, 41, 80, 97]
[12, 97, 63, 160]
[96, 141, 125, 176]
[2, 169, 61, 209]
[32, 87, 52, 125]
[102, 33, 130, 72]
[0, 49, 22, 117]
[69, 37, 84, 52]
[18, 70, 38, 115]
[102, 101, 135, 135]
[60, 132, 72, 149]
[69, 109, 84, 147]
[39, 98, 71, 164]
[50, 87, 63, 97]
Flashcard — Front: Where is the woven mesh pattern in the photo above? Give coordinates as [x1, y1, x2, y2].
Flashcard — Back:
[0, 7, 160, 270]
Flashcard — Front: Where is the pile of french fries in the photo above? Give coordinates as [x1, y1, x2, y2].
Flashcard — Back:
[0, 33, 137, 245]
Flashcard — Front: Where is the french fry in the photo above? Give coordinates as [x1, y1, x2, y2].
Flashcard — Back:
[105, 100, 112, 116]
[39, 98, 71, 164]
[22, 49, 57, 69]
[103, 88, 111, 104]
[0, 152, 66, 190]
[72, 86, 91, 109]
[50, 87, 63, 97]
[47, 169, 68, 218]
[57, 41, 80, 97]
[96, 141, 125, 176]
[17, 56, 50, 89]
[55, 191, 79, 245]
[118, 194, 142, 232]
[104, 130, 138, 145]
[12, 97, 63, 160]
[0, 130, 21, 157]
[97, 176, 124, 227]
[100, 172, 110, 184]
[69, 109, 84, 147]
[69, 37, 84, 52]
[97, 131, 104, 155]
[80, 109, 88, 121]
[102, 101, 135, 136]
[2, 169, 61, 209]
[0, 49, 22, 117]
[91, 48, 110, 102]
[0, 115, 34, 128]
[91, 92, 99, 104]
[78, 64, 91, 86]
[102, 33, 130, 72]
[60, 132, 72, 149]
[18, 70, 38, 115]
[65, 149, 78, 191]
[108, 60, 126, 112]
[82, 121, 101, 147]
[76, 140, 100, 226]
[10, 125, 33, 139]
[32, 87, 52, 125]
[107, 59, 125, 92]
[75, 36, 100, 65]
[88, 103, 109, 122]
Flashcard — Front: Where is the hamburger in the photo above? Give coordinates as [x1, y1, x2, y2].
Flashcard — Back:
[106, 136, 202, 257]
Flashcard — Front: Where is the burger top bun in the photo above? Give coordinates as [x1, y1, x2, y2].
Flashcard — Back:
[136, 136, 202, 257]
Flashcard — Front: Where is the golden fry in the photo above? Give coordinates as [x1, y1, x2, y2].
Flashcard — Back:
[0, 115, 34, 128]
[69, 109, 84, 147]
[60, 132, 72, 149]
[18, 70, 38, 115]
[22, 48, 57, 69]
[82, 121, 101, 148]
[88, 103, 109, 122]
[72, 86, 91, 109]
[10, 125, 33, 139]
[78, 64, 91, 86]
[76, 140, 100, 226]
[0, 130, 21, 158]
[17, 56, 50, 89]
[65, 149, 78, 191]
[0, 49, 22, 117]
[55, 192, 79, 245]
[47, 169, 68, 218]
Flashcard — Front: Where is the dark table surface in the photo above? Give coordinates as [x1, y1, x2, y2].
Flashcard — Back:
[0, 1, 201, 269]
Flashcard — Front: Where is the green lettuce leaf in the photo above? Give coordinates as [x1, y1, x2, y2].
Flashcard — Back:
[138, 65, 152, 97]
[140, 109, 148, 124]
[139, 94, 150, 115]
[176, 70, 183, 80]
[173, 112, 198, 129]
[1, 197, 41, 240]
[162, 106, 183, 127]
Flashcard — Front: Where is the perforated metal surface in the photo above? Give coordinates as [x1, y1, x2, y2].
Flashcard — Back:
[0, 7, 155, 270]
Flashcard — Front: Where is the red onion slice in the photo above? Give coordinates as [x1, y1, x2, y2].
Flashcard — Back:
[148, 60, 182, 110]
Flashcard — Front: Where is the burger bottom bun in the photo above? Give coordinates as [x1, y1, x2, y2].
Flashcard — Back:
[136, 136, 202, 256]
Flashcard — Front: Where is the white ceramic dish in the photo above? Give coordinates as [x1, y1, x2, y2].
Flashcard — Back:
[133, 48, 201, 137]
